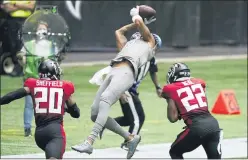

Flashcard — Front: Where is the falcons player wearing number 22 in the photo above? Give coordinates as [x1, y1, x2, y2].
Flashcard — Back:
[0, 59, 80, 159]
[161, 63, 222, 159]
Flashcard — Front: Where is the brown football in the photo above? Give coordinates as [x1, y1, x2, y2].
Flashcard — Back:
[139, 5, 156, 19]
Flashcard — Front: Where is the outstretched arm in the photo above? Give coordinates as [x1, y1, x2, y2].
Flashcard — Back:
[0, 87, 30, 105]
[130, 6, 155, 44]
[115, 23, 136, 51]
[150, 71, 162, 97]
[149, 58, 162, 97]
[65, 96, 80, 118]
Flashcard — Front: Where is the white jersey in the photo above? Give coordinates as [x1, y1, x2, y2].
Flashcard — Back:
[111, 39, 156, 78]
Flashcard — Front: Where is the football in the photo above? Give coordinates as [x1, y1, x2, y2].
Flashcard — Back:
[139, 5, 156, 19]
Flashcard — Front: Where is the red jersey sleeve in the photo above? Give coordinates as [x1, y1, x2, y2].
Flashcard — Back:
[162, 84, 173, 99]
[24, 78, 36, 88]
[63, 81, 75, 97]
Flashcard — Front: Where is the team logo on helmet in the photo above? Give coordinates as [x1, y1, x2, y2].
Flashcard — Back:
[166, 63, 190, 84]
[166, 65, 176, 84]
[38, 59, 62, 80]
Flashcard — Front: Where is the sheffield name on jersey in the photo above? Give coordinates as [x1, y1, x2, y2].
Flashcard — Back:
[24, 78, 74, 127]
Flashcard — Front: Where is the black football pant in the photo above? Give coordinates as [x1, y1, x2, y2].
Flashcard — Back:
[170, 118, 222, 159]
[114, 92, 145, 136]
[35, 122, 66, 159]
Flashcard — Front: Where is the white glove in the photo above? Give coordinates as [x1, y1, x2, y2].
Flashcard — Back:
[144, 16, 156, 25]
[130, 6, 139, 17]
[89, 66, 111, 86]
[130, 6, 143, 23]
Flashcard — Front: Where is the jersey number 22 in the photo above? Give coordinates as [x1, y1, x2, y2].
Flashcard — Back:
[34, 87, 63, 114]
[177, 83, 207, 112]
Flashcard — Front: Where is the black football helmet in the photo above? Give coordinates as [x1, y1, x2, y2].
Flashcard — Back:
[38, 59, 62, 80]
[166, 62, 191, 84]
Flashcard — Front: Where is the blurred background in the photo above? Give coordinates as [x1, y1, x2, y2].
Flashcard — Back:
[0, 0, 247, 158]
[39, 0, 247, 51]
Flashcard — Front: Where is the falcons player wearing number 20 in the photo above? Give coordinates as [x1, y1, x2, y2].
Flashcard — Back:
[0, 59, 80, 159]
[161, 63, 222, 159]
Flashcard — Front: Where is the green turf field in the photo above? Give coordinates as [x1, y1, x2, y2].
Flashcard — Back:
[1, 59, 247, 155]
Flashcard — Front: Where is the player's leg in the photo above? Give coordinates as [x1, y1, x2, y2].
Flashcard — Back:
[72, 65, 140, 159]
[23, 95, 34, 136]
[89, 73, 133, 143]
[90, 67, 134, 138]
[90, 73, 112, 121]
[115, 99, 132, 126]
[99, 99, 131, 140]
[169, 128, 201, 159]
[121, 92, 145, 147]
[71, 73, 114, 153]
[99, 66, 141, 159]
[126, 92, 145, 135]
[120, 92, 145, 151]
[44, 124, 66, 159]
[45, 137, 65, 159]
[116, 93, 136, 148]
[88, 66, 134, 141]
[34, 126, 49, 155]
[99, 93, 134, 140]
[89, 73, 112, 140]
[202, 130, 223, 159]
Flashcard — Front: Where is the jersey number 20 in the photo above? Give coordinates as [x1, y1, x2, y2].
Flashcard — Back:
[177, 83, 207, 112]
[34, 87, 63, 114]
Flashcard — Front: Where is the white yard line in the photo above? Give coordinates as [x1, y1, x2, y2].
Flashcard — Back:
[1, 138, 247, 159]
[61, 54, 247, 67]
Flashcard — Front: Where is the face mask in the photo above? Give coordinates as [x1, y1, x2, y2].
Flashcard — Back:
[37, 28, 48, 39]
